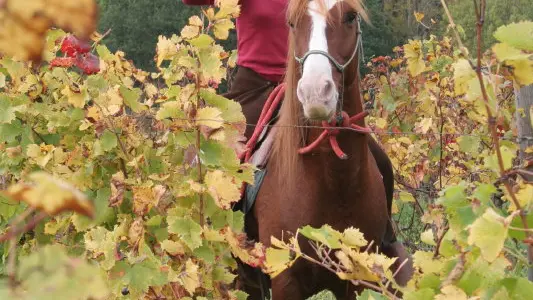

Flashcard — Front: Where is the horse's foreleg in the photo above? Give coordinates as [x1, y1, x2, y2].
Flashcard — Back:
[367, 137, 396, 244]
[381, 241, 414, 287]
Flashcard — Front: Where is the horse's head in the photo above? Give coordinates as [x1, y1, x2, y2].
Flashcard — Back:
[288, 0, 365, 121]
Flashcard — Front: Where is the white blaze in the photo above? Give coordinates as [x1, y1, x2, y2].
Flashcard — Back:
[302, 0, 339, 77]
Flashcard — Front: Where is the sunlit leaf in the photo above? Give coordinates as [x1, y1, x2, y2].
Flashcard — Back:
[6, 171, 94, 217]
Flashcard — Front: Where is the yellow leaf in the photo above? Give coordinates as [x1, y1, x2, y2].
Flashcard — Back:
[265, 248, 294, 278]
[467, 208, 508, 262]
[224, 227, 266, 268]
[435, 285, 468, 300]
[414, 12, 425, 23]
[453, 59, 476, 96]
[132, 184, 164, 216]
[161, 240, 186, 256]
[5, 171, 94, 218]
[404, 39, 426, 76]
[506, 179, 533, 211]
[189, 15, 203, 27]
[215, 0, 241, 19]
[375, 118, 387, 129]
[342, 227, 368, 248]
[26, 143, 55, 167]
[0, 73, 5, 88]
[213, 19, 234, 40]
[196, 106, 224, 129]
[421, 229, 436, 246]
[181, 259, 200, 295]
[62, 86, 86, 108]
[156, 35, 178, 67]
[413, 251, 445, 274]
[399, 191, 415, 203]
[415, 117, 433, 134]
[204, 170, 241, 209]
[181, 25, 199, 39]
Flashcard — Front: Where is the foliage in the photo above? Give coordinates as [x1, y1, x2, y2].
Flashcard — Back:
[440, 0, 533, 51]
[95, 0, 237, 72]
[0, 0, 532, 300]
[0, 1, 258, 299]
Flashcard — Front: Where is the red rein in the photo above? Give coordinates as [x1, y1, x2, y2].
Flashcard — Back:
[239, 82, 371, 164]
[298, 110, 371, 160]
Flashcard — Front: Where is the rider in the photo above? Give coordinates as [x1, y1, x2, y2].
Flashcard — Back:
[182, 0, 413, 291]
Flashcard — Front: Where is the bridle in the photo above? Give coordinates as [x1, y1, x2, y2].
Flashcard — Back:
[293, 13, 363, 125]
[292, 13, 370, 159]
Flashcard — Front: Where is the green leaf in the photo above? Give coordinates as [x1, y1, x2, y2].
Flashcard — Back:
[494, 21, 533, 51]
[0, 119, 23, 143]
[357, 289, 388, 300]
[0, 73, 5, 88]
[467, 208, 509, 262]
[120, 86, 147, 113]
[168, 216, 203, 250]
[485, 278, 533, 300]
[13, 244, 109, 300]
[193, 244, 215, 263]
[484, 145, 516, 173]
[299, 224, 342, 249]
[307, 290, 337, 300]
[457, 135, 480, 154]
[0, 95, 18, 124]
[437, 183, 468, 213]
[100, 130, 118, 152]
[155, 101, 185, 120]
[403, 288, 435, 300]
[189, 34, 215, 48]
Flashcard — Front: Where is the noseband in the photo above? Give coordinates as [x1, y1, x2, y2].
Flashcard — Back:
[293, 14, 363, 125]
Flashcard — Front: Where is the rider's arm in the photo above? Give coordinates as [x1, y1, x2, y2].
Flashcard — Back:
[182, 0, 214, 5]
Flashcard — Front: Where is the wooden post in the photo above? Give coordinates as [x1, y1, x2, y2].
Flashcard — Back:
[515, 84, 533, 281]
[515, 85, 533, 181]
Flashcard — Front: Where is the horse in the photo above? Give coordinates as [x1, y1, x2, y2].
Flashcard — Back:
[236, 0, 414, 299]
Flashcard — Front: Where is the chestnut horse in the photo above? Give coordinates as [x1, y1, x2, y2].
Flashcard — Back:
[239, 0, 413, 299]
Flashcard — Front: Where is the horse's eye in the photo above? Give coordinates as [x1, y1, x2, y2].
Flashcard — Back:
[343, 12, 357, 24]
[288, 21, 294, 28]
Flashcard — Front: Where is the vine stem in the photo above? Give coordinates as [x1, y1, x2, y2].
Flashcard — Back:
[194, 71, 205, 228]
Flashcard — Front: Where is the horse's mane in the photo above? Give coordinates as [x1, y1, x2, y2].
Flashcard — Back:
[271, 0, 368, 191]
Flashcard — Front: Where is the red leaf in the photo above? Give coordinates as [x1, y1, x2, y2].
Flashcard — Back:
[61, 35, 91, 57]
[75, 53, 100, 75]
[50, 57, 76, 68]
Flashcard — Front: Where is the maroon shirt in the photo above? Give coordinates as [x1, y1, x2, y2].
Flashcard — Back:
[182, 0, 289, 82]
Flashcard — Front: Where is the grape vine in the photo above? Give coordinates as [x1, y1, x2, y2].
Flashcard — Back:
[0, 0, 532, 299]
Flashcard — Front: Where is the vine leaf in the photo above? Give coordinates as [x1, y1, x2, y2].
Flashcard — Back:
[467, 208, 510, 262]
[204, 170, 241, 209]
[5, 171, 94, 218]
[493, 21, 533, 51]
[404, 40, 426, 76]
